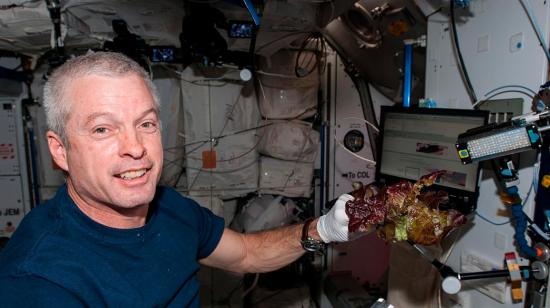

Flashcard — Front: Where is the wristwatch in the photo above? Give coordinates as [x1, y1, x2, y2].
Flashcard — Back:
[301, 217, 325, 252]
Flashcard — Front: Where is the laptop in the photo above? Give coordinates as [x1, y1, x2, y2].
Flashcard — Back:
[375, 106, 489, 214]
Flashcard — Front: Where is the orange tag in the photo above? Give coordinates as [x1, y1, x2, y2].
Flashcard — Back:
[202, 150, 217, 169]
[542, 175, 550, 188]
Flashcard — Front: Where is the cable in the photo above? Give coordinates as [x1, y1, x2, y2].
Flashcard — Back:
[533, 151, 541, 195]
[216, 85, 252, 139]
[164, 122, 322, 168]
[255, 70, 302, 79]
[180, 79, 228, 87]
[294, 33, 327, 77]
[340, 116, 379, 133]
[188, 79, 216, 192]
[167, 64, 244, 86]
[215, 279, 244, 306]
[426, 6, 443, 19]
[250, 289, 286, 306]
[175, 72, 229, 87]
[334, 138, 376, 164]
[169, 152, 318, 174]
[175, 183, 315, 194]
[484, 84, 537, 97]
[256, 76, 318, 120]
[280, 121, 317, 193]
[450, 2, 478, 104]
[333, 125, 377, 164]
[176, 71, 271, 173]
[179, 127, 270, 163]
[177, 123, 273, 149]
[472, 89, 535, 109]
[163, 140, 209, 188]
[177, 65, 319, 196]
[0, 1, 38, 10]
[523, 176, 534, 207]
[257, 75, 268, 107]
[202, 136, 262, 164]
[440, 227, 464, 264]
[475, 212, 511, 226]
[171, 94, 318, 164]
[255, 32, 311, 53]
[473, 169, 535, 227]
[519, 0, 550, 63]
[331, 116, 378, 164]
[171, 167, 186, 188]
[241, 273, 259, 299]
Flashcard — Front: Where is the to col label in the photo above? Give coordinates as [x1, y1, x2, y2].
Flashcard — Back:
[344, 171, 370, 179]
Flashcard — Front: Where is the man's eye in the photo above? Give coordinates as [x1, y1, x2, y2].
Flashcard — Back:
[93, 127, 108, 134]
[141, 121, 158, 131]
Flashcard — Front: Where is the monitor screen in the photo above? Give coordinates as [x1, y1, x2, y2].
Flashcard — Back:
[149, 46, 176, 63]
[228, 21, 254, 38]
[376, 106, 488, 213]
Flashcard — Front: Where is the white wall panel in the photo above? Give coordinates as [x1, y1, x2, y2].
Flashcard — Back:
[425, 1, 550, 306]
[0, 96, 30, 234]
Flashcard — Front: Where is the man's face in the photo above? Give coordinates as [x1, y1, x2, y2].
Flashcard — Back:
[53, 73, 163, 212]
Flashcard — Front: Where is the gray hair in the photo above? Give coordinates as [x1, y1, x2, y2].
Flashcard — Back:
[42, 51, 160, 145]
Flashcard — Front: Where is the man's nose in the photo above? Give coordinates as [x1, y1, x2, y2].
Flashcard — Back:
[119, 129, 146, 158]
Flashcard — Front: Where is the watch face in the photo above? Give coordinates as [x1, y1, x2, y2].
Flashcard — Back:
[302, 239, 325, 252]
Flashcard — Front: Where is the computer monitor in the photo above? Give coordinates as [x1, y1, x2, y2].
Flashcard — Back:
[376, 106, 489, 214]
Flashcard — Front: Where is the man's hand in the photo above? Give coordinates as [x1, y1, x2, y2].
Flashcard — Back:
[316, 194, 354, 243]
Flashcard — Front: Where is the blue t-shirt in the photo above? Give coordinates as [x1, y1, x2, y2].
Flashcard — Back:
[0, 185, 225, 307]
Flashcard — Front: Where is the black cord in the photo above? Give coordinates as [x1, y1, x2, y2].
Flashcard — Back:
[172, 164, 186, 188]
[294, 33, 326, 78]
[450, 2, 478, 104]
[426, 6, 443, 19]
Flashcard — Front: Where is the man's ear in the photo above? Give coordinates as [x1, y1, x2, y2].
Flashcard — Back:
[47, 131, 69, 172]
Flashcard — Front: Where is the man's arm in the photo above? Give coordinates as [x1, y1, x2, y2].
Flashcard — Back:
[200, 193, 355, 273]
[200, 218, 320, 273]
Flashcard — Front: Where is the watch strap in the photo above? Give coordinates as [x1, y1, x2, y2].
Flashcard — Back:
[301, 217, 325, 252]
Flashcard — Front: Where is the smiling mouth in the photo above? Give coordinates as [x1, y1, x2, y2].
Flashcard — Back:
[115, 169, 149, 180]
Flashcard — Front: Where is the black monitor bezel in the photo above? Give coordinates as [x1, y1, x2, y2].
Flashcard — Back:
[375, 106, 489, 214]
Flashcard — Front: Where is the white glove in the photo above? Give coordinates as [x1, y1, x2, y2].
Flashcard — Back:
[317, 194, 355, 243]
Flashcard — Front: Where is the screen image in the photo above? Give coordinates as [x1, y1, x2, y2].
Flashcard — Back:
[377, 107, 488, 193]
[150, 47, 175, 62]
[228, 21, 254, 38]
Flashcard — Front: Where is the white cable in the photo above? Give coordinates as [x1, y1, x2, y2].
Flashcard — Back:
[162, 64, 244, 85]
[533, 151, 541, 195]
[255, 70, 300, 79]
[484, 85, 537, 97]
[472, 89, 535, 109]
[333, 130, 376, 164]
[340, 116, 379, 133]
[332, 118, 377, 164]
[441, 227, 463, 264]
[520, 0, 550, 63]
[241, 273, 260, 299]
[257, 76, 268, 104]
